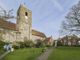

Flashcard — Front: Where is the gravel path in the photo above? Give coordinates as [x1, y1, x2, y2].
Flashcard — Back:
[0, 51, 10, 60]
[36, 48, 53, 60]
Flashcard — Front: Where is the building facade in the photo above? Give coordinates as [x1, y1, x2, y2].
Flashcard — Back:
[0, 4, 46, 43]
[60, 35, 79, 46]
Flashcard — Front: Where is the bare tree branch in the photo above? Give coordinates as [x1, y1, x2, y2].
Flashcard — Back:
[60, 1, 80, 35]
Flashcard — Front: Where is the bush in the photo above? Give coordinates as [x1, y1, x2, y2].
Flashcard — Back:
[13, 40, 35, 49]
[13, 45, 20, 49]
[13, 43, 20, 49]
[14, 42, 26, 49]
[57, 41, 63, 46]
[24, 40, 34, 48]
[0, 40, 5, 48]
[35, 39, 45, 48]
[46, 45, 52, 47]
[18, 42, 25, 48]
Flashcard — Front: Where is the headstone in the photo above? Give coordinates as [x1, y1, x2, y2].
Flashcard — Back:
[3, 43, 14, 52]
[11, 48, 14, 52]
[55, 40, 57, 47]
[3, 45, 7, 51]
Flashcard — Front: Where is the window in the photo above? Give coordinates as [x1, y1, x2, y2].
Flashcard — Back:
[25, 12, 28, 16]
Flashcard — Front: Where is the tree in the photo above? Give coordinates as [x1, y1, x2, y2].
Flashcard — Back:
[60, 1, 80, 36]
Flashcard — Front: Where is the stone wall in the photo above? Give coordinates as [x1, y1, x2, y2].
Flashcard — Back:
[16, 4, 32, 41]
[2, 30, 16, 42]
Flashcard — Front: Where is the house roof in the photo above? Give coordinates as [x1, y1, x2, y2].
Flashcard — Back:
[0, 18, 46, 38]
[60, 35, 78, 41]
[45, 36, 52, 42]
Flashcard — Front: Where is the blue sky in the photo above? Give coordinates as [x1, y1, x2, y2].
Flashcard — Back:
[0, 0, 79, 39]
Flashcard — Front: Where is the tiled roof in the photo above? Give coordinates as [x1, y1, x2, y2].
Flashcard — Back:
[44, 37, 52, 41]
[0, 18, 17, 31]
[32, 30, 46, 38]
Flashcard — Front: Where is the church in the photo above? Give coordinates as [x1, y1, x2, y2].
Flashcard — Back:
[0, 4, 46, 43]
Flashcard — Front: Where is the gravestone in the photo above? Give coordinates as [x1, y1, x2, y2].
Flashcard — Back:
[3, 43, 14, 52]
[54, 40, 58, 47]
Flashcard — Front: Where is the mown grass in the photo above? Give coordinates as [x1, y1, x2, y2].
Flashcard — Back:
[0, 48, 5, 56]
[48, 47, 80, 60]
[2, 48, 42, 60]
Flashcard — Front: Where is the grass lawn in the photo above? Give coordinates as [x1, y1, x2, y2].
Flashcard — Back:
[2, 48, 42, 60]
[0, 48, 5, 56]
[48, 47, 80, 60]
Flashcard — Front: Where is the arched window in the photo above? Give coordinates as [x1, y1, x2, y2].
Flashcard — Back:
[25, 12, 28, 16]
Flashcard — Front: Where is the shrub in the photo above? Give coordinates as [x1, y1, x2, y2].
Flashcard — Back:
[13, 40, 35, 49]
[46, 44, 52, 47]
[0, 40, 5, 48]
[18, 42, 25, 48]
[35, 39, 45, 48]
[57, 41, 63, 46]
[13, 45, 20, 49]
[13, 44, 20, 49]
[24, 40, 34, 48]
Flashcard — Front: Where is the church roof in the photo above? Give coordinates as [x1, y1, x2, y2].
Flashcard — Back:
[0, 18, 17, 31]
[0, 18, 46, 38]
[32, 30, 46, 38]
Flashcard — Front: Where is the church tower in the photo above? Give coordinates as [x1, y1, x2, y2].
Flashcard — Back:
[17, 4, 32, 41]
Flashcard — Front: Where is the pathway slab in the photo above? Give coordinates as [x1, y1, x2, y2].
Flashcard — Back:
[0, 51, 10, 60]
[36, 48, 53, 60]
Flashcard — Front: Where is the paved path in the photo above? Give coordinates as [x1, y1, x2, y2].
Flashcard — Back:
[0, 51, 10, 60]
[36, 48, 53, 60]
